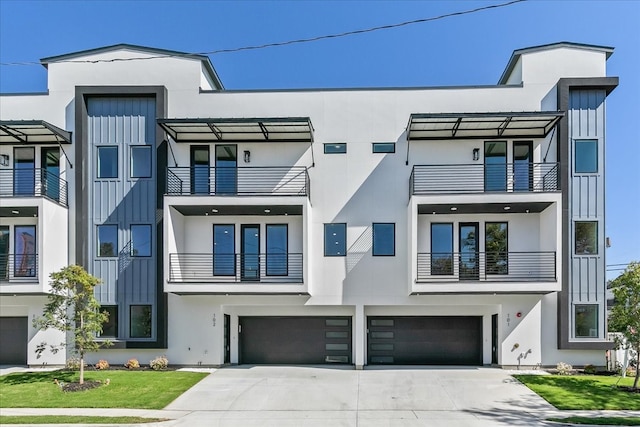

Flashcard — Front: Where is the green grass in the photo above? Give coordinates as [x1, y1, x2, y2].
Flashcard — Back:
[547, 417, 640, 426]
[514, 375, 640, 410]
[0, 371, 207, 409]
[0, 415, 169, 424]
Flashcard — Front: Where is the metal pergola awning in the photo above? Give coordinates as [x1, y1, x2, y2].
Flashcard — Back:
[0, 120, 72, 144]
[406, 111, 564, 141]
[157, 117, 314, 143]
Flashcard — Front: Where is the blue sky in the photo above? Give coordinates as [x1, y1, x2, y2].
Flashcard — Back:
[1, 0, 638, 277]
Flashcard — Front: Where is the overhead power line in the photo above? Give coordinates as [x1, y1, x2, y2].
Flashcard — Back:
[0, 0, 527, 67]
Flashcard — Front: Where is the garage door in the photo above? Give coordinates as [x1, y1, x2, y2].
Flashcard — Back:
[367, 316, 482, 365]
[239, 316, 351, 364]
[0, 317, 28, 365]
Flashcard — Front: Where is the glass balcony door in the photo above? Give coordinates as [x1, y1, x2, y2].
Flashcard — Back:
[513, 142, 533, 191]
[190, 146, 210, 195]
[241, 224, 260, 281]
[459, 223, 479, 280]
[13, 147, 35, 196]
[41, 147, 60, 201]
[215, 145, 237, 195]
[484, 141, 506, 191]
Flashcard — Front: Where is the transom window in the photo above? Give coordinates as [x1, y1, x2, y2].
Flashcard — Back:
[324, 143, 347, 154]
[372, 143, 395, 153]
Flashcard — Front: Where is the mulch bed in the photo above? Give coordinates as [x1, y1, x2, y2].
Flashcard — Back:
[615, 386, 640, 394]
[60, 380, 103, 392]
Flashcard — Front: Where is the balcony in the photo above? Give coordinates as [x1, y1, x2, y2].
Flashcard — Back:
[0, 254, 39, 283]
[166, 166, 309, 197]
[416, 251, 556, 283]
[410, 163, 559, 195]
[0, 168, 68, 207]
[169, 253, 303, 283]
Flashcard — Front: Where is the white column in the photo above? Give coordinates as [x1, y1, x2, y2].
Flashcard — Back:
[354, 304, 365, 369]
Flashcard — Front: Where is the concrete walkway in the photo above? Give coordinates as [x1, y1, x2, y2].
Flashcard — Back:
[2, 366, 640, 426]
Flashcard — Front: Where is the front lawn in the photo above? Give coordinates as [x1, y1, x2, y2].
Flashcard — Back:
[514, 374, 640, 410]
[0, 371, 207, 409]
[0, 416, 169, 424]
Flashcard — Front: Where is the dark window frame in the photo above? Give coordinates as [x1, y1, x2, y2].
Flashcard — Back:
[324, 143, 347, 154]
[575, 221, 598, 255]
[574, 304, 599, 338]
[130, 145, 152, 179]
[129, 304, 152, 339]
[574, 139, 598, 174]
[485, 221, 508, 275]
[372, 223, 395, 256]
[430, 222, 453, 275]
[130, 224, 152, 257]
[213, 224, 236, 276]
[97, 224, 118, 258]
[324, 223, 347, 257]
[99, 305, 118, 338]
[266, 224, 288, 276]
[96, 145, 118, 179]
[372, 143, 395, 153]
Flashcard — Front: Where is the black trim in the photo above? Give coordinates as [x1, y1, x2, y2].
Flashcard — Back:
[0, 120, 72, 144]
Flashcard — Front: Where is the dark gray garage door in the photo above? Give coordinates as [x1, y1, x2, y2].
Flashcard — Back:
[367, 316, 482, 365]
[0, 317, 28, 365]
[239, 316, 351, 364]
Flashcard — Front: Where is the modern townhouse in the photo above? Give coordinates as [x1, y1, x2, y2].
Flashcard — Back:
[0, 41, 617, 369]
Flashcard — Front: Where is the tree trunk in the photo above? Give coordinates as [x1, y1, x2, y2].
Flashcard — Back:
[79, 351, 84, 385]
[634, 348, 639, 390]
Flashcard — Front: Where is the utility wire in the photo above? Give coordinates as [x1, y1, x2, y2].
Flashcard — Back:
[0, 0, 527, 67]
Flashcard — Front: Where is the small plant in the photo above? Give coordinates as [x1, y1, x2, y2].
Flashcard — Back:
[65, 357, 82, 371]
[556, 362, 573, 375]
[583, 364, 597, 374]
[95, 359, 110, 370]
[124, 358, 140, 369]
[150, 355, 168, 371]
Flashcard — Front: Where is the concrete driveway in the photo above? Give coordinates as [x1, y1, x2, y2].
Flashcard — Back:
[164, 366, 558, 426]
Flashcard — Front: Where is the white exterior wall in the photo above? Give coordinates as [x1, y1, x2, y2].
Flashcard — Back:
[1, 44, 614, 367]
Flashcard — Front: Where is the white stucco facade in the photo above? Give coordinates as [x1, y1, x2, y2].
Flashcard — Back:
[0, 42, 617, 368]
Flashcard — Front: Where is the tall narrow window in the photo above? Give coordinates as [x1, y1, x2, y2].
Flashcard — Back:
[14, 225, 36, 277]
[575, 222, 598, 254]
[97, 146, 118, 178]
[0, 226, 9, 280]
[324, 223, 346, 256]
[130, 146, 152, 178]
[99, 306, 118, 338]
[13, 147, 35, 196]
[575, 140, 598, 173]
[215, 145, 237, 195]
[575, 305, 598, 338]
[213, 224, 235, 276]
[430, 223, 453, 275]
[131, 225, 152, 257]
[266, 224, 288, 276]
[485, 222, 508, 275]
[484, 141, 507, 191]
[372, 223, 395, 256]
[41, 147, 61, 201]
[97, 225, 118, 257]
[130, 305, 152, 338]
[190, 146, 210, 194]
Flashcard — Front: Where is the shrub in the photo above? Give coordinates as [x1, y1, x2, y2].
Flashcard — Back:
[95, 359, 110, 370]
[65, 357, 82, 371]
[124, 358, 140, 369]
[583, 364, 597, 374]
[150, 355, 168, 371]
[556, 362, 573, 375]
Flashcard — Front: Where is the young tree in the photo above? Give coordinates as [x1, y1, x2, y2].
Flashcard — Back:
[33, 265, 110, 384]
[608, 261, 640, 389]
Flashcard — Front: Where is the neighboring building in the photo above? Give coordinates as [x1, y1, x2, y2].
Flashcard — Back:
[0, 42, 618, 368]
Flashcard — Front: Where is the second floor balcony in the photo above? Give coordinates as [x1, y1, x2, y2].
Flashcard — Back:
[0, 168, 68, 207]
[166, 166, 310, 197]
[0, 254, 39, 283]
[410, 163, 559, 195]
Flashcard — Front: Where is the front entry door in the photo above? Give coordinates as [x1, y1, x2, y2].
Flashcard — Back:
[492, 314, 499, 364]
[41, 147, 60, 201]
[459, 223, 479, 280]
[241, 225, 260, 281]
[224, 314, 231, 364]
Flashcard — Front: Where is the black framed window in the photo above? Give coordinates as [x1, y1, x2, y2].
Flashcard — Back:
[485, 222, 508, 275]
[372, 223, 395, 256]
[324, 223, 346, 256]
[130, 146, 152, 178]
[575, 221, 597, 254]
[97, 225, 118, 257]
[575, 140, 598, 173]
[484, 141, 507, 191]
[575, 305, 598, 338]
[97, 146, 118, 178]
[131, 224, 152, 257]
[130, 305, 152, 338]
[213, 224, 235, 275]
[14, 225, 36, 277]
[431, 223, 453, 275]
[324, 143, 347, 154]
[266, 224, 288, 276]
[99, 306, 118, 338]
[372, 143, 395, 153]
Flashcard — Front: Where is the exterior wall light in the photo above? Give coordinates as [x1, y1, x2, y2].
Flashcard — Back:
[244, 150, 251, 163]
[472, 148, 480, 161]
[0, 154, 9, 166]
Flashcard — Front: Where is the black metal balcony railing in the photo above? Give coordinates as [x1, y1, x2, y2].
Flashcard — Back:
[416, 251, 556, 282]
[0, 254, 38, 282]
[169, 253, 303, 283]
[0, 168, 68, 207]
[166, 166, 310, 197]
[410, 163, 559, 195]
